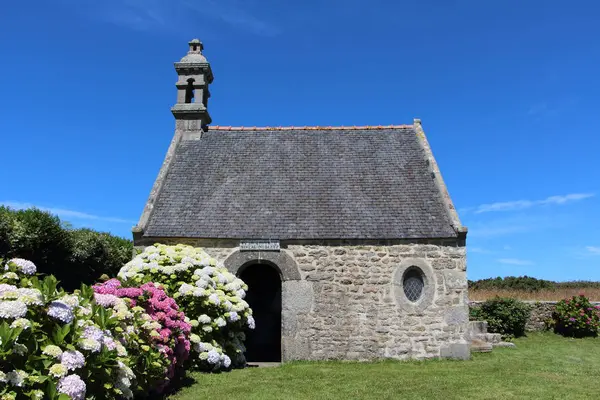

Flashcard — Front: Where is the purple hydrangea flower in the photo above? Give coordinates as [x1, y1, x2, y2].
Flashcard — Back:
[57, 374, 86, 400]
[47, 301, 74, 324]
[93, 293, 120, 307]
[82, 325, 104, 341]
[60, 350, 85, 371]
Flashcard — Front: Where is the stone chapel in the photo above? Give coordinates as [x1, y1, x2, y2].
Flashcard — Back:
[133, 39, 470, 362]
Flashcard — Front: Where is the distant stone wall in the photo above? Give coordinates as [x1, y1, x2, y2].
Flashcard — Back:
[469, 301, 600, 332]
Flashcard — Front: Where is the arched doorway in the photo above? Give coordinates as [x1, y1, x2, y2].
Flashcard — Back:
[239, 263, 282, 362]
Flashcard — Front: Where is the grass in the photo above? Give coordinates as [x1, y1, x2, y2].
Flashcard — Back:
[469, 288, 600, 301]
[169, 333, 600, 400]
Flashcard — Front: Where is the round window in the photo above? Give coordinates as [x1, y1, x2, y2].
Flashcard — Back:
[403, 268, 424, 302]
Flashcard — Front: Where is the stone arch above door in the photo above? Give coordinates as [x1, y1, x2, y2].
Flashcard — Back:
[224, 250, 301, 281]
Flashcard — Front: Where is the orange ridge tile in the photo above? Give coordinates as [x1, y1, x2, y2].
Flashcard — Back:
[208, 125, 413, 131]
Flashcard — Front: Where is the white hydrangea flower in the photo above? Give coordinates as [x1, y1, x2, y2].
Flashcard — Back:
[247, 315, 256, 329]
[13, 342, 27, 356]
[228, 311, 240, 322]
[144, 245, 159, 253]
[0, 284, 17, 296]
[79, 338, 101, 353]
[0, 371, 6, 383]
[117, 361, 135, 380]
[77, 305, 92, 316]
[206, 349, 221, 365]
[198, 314, 211, 324]
[1, 272, 18, 280]
[59, 294, 80, 308]
[208, 293, 220, 305]
[190, 334, 201, 343]
[181, 256, 196, 264]
[178, 283, 194, 295]
[0, 300, 28, 319]
[16, 288, 43, 306]
[195, 279, 209, 289]
[49, 363, 68, 378]
[222, 354, 232, 368]
[7, 258, 37, 275]
[43, 345, 63, 358]
[216, 273, 228, 284]
[10, 318, 31, 330]
[215, 317, 226, 327]
[116, 343, 127, 357]
[7, 370, 28, 387]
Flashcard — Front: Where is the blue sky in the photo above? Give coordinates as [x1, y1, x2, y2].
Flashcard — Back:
[1, 1, 599, 281]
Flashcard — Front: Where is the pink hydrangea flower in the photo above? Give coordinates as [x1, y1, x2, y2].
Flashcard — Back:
[93, 278, 191, 390]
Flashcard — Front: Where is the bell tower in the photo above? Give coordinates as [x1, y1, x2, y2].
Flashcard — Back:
[171, 39, 213, 134]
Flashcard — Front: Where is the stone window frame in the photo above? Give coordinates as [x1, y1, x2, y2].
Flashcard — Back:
[392, 258, 436, 313]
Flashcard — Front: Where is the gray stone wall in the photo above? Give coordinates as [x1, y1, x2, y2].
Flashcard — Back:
[286, 243, 469, 361]
[469, 301, 600, 332]
[135, 238, 469, 361]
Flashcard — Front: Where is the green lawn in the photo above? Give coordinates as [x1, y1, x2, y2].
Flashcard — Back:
[169, 333, 600, 400]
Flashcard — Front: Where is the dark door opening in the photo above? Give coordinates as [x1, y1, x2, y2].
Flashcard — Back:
[239, 263, 282, 362]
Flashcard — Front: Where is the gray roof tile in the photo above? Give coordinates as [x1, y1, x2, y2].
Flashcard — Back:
[144, 127, 457, 239]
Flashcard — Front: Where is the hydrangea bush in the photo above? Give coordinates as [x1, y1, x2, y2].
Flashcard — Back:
[118, 244, 254, 370]
[551, 294, 600, 338]
[93, 279, 190, 391]
[0, 259, 136, 400]
[1, 245, 255, 399]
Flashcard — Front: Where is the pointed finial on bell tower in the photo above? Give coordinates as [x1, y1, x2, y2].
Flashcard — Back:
[171, 39, 213, 134]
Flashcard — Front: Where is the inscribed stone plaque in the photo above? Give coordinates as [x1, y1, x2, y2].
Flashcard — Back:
[239, 239, 280, 252]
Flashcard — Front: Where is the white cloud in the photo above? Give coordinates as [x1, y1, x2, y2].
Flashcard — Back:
[468, 224, 531, 238]
[60, 0, 279, 36]
[497, 258, 534, 266]
[586, 246, 600, 255]
[469, 247, 491, 254]
[1, 201, 135, 224]
[474, 193, 594, 214]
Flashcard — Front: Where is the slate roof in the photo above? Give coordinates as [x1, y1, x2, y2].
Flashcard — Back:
[142, 126, 458, 239]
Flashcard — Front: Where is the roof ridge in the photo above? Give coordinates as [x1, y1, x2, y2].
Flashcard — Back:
[208, 125, 413, 131]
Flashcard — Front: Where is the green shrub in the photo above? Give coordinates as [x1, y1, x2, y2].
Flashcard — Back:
[0, 206, 133, 291]
[468, 276, 600, 291]
[470, 297, 531, 339]
[551, 294, 600, 338]
[468, 276, 555, 292]
[68, 229, 133, 289]
[0, 207, 72, 278]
